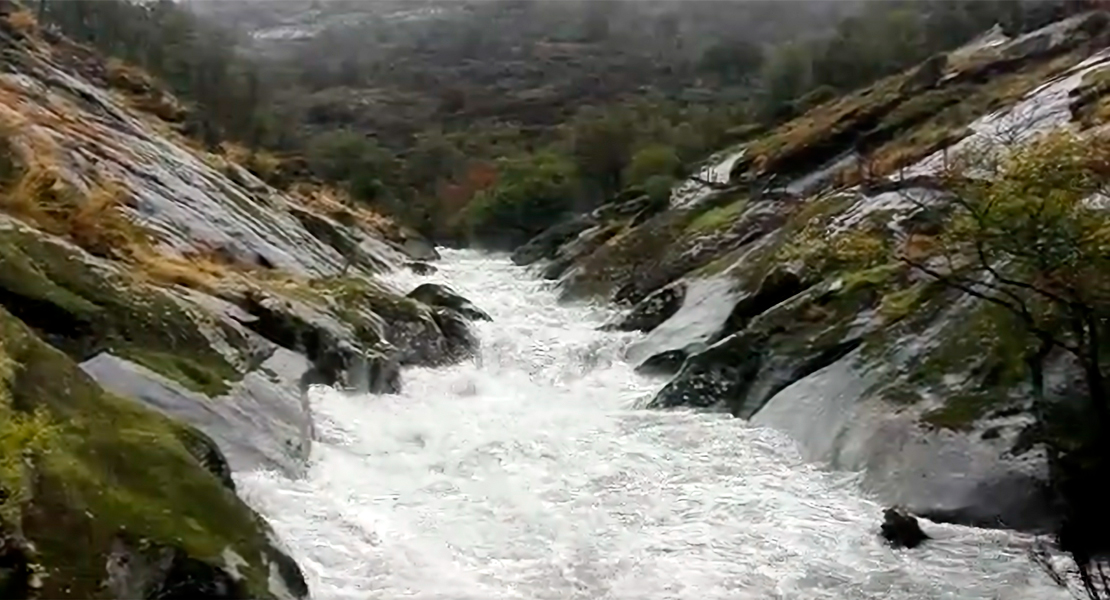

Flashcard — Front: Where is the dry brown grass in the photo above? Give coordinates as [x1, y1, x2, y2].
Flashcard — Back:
[1, 158, 148, 260]
[221, 142, 282, 182]
[290, 182, 397, 237]
[4, 8, 38, 36]
[129, 246, 242, 294]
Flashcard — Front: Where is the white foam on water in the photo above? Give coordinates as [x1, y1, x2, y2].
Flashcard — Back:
[238, 249, 1068, 600]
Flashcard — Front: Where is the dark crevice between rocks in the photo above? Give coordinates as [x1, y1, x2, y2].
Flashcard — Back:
[173, 426, 237, 493]
[916, 471, 1058, 533]
[603, 283, 686, 334]
[719, 270, 808, 341]
[0, 287, 101, 361]
[0, 523, 34, 600]
[107, 535, 248, 600]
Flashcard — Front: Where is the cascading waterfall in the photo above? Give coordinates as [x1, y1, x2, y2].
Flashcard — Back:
[237, 250, 1069, 600]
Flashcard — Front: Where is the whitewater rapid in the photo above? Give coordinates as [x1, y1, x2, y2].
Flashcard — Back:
[238, 250, 1068, 600]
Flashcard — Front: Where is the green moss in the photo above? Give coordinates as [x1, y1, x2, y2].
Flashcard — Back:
[116, 347, 237, 397]
[876, 300, 1034, 431]
[921, 390, 1006, 431]
[0, 227, 242, 395]
[310, 275, 425, 324]
[562, 212, 687, 299]
[1073, 64, 1110, 127]
[0, 306, 279, 598]
[685, 199, 747, 235]
[0, 339, 56, 525]
[878, 281, 930, 323]
[842, 263, 902, 293]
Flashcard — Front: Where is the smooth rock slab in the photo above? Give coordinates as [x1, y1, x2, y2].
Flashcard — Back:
[81, 349, 314, 477]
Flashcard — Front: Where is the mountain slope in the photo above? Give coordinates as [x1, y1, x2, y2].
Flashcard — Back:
[0, 3, 482, 596]
[516, 10, 1110, 532]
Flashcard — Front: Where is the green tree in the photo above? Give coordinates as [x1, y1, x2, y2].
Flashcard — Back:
[465, 152, 577, 249]
[899, 132, 1110, 594]
[759, 41, 814, 120]
[305, 130, 395, 202]
[624, 144, 681, 188]
[567, 107, 636, 201]
[697, 40, 764, 84]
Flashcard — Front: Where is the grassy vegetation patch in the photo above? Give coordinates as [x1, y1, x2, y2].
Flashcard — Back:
[685, 199, 747, 235]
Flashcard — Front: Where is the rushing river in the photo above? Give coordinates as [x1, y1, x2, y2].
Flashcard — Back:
[238, 250, 1068, 600]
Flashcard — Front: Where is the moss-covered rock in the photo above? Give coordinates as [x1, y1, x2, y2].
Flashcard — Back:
[0, 305, 306, 599]
[0, 222, 241, 396]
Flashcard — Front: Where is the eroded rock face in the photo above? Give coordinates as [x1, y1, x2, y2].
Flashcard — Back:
[1, 305, 307, 599]
[106, 536, 248, 600]
[407, 283, 492, 322]
[603, 282, 686, 334]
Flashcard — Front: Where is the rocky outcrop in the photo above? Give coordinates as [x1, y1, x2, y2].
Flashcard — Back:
[511, 12, 1110, 534]
[406, 261, 437, 275]
[880, 508, 930, 549]
[407, 283, 492, 322]
[602, 282, 686, 333]
[0, 15, 482, 596]
[0, 304, 307, 599]
[511, 215, 596, 266]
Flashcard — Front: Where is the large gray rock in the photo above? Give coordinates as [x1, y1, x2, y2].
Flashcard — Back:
[82, 349, 314, 477]
[512, 215, 596, 266]
[751, 351, 1056, 532]
[407, 283, 492, 322]
[625, 276, 738, 368]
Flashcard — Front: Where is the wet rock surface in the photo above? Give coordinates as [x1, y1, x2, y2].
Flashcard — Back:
[407, 283, 492, 322]
[603, 282, 686, 333]
[406, 261, 438, 275]
[504, 11, 1110, 533]
[511, 215, 596, 266]
[880, 508, 930, 549]
[635, 348, 691, 376]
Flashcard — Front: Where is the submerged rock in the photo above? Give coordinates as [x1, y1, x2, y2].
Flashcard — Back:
[880, 508, 930, 549]
[407, 283, 492, 322]
[406, 261, 438, 276]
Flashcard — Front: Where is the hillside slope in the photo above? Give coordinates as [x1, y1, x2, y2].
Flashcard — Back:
[516, 10, 1110, 532]
[0, 3, 482, 597]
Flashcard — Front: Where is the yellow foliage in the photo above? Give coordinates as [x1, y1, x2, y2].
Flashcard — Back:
[0, 341, 55, 524]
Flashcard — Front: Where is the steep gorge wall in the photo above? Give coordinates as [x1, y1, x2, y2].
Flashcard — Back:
[516, 11, 1110, 533]
[0, 5, 483, 597]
